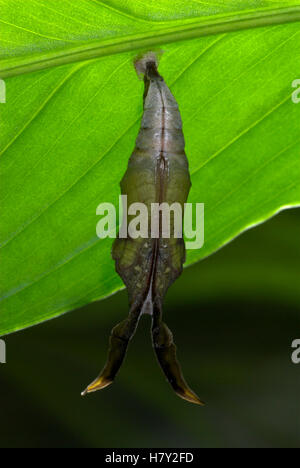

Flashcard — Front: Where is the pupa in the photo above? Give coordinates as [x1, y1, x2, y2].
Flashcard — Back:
[82, 53, 203, 405]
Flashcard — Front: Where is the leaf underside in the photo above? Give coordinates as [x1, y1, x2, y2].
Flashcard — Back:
[0, 0, 300, 335]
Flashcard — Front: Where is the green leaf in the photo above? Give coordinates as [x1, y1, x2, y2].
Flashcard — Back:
[1, 0, 300, 335]
[1, 1, 300, 78]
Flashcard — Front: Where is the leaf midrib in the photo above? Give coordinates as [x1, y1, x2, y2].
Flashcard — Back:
[1, 6, 300, 79]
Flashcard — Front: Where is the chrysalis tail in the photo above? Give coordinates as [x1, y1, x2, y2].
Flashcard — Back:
[151, 303, 204, 406]
[81, 305, 141, 396]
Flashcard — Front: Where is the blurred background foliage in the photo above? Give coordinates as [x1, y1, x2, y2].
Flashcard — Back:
[0, 208, 299, 448]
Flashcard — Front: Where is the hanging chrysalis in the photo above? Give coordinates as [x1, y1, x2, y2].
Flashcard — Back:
[82, 53, 203, 405]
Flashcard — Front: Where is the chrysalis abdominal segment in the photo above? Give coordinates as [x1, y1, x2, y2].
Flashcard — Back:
[82, 55, 203, 405]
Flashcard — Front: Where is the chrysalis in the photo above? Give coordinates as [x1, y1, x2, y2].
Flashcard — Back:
[82, 53, 203, 405]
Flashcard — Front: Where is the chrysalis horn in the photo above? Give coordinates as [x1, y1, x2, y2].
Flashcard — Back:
[151, 303, 204, 406]
[81, 306, 141, 396]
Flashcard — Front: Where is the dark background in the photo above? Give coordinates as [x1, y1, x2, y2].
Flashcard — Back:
[0, 209, 299, 448]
